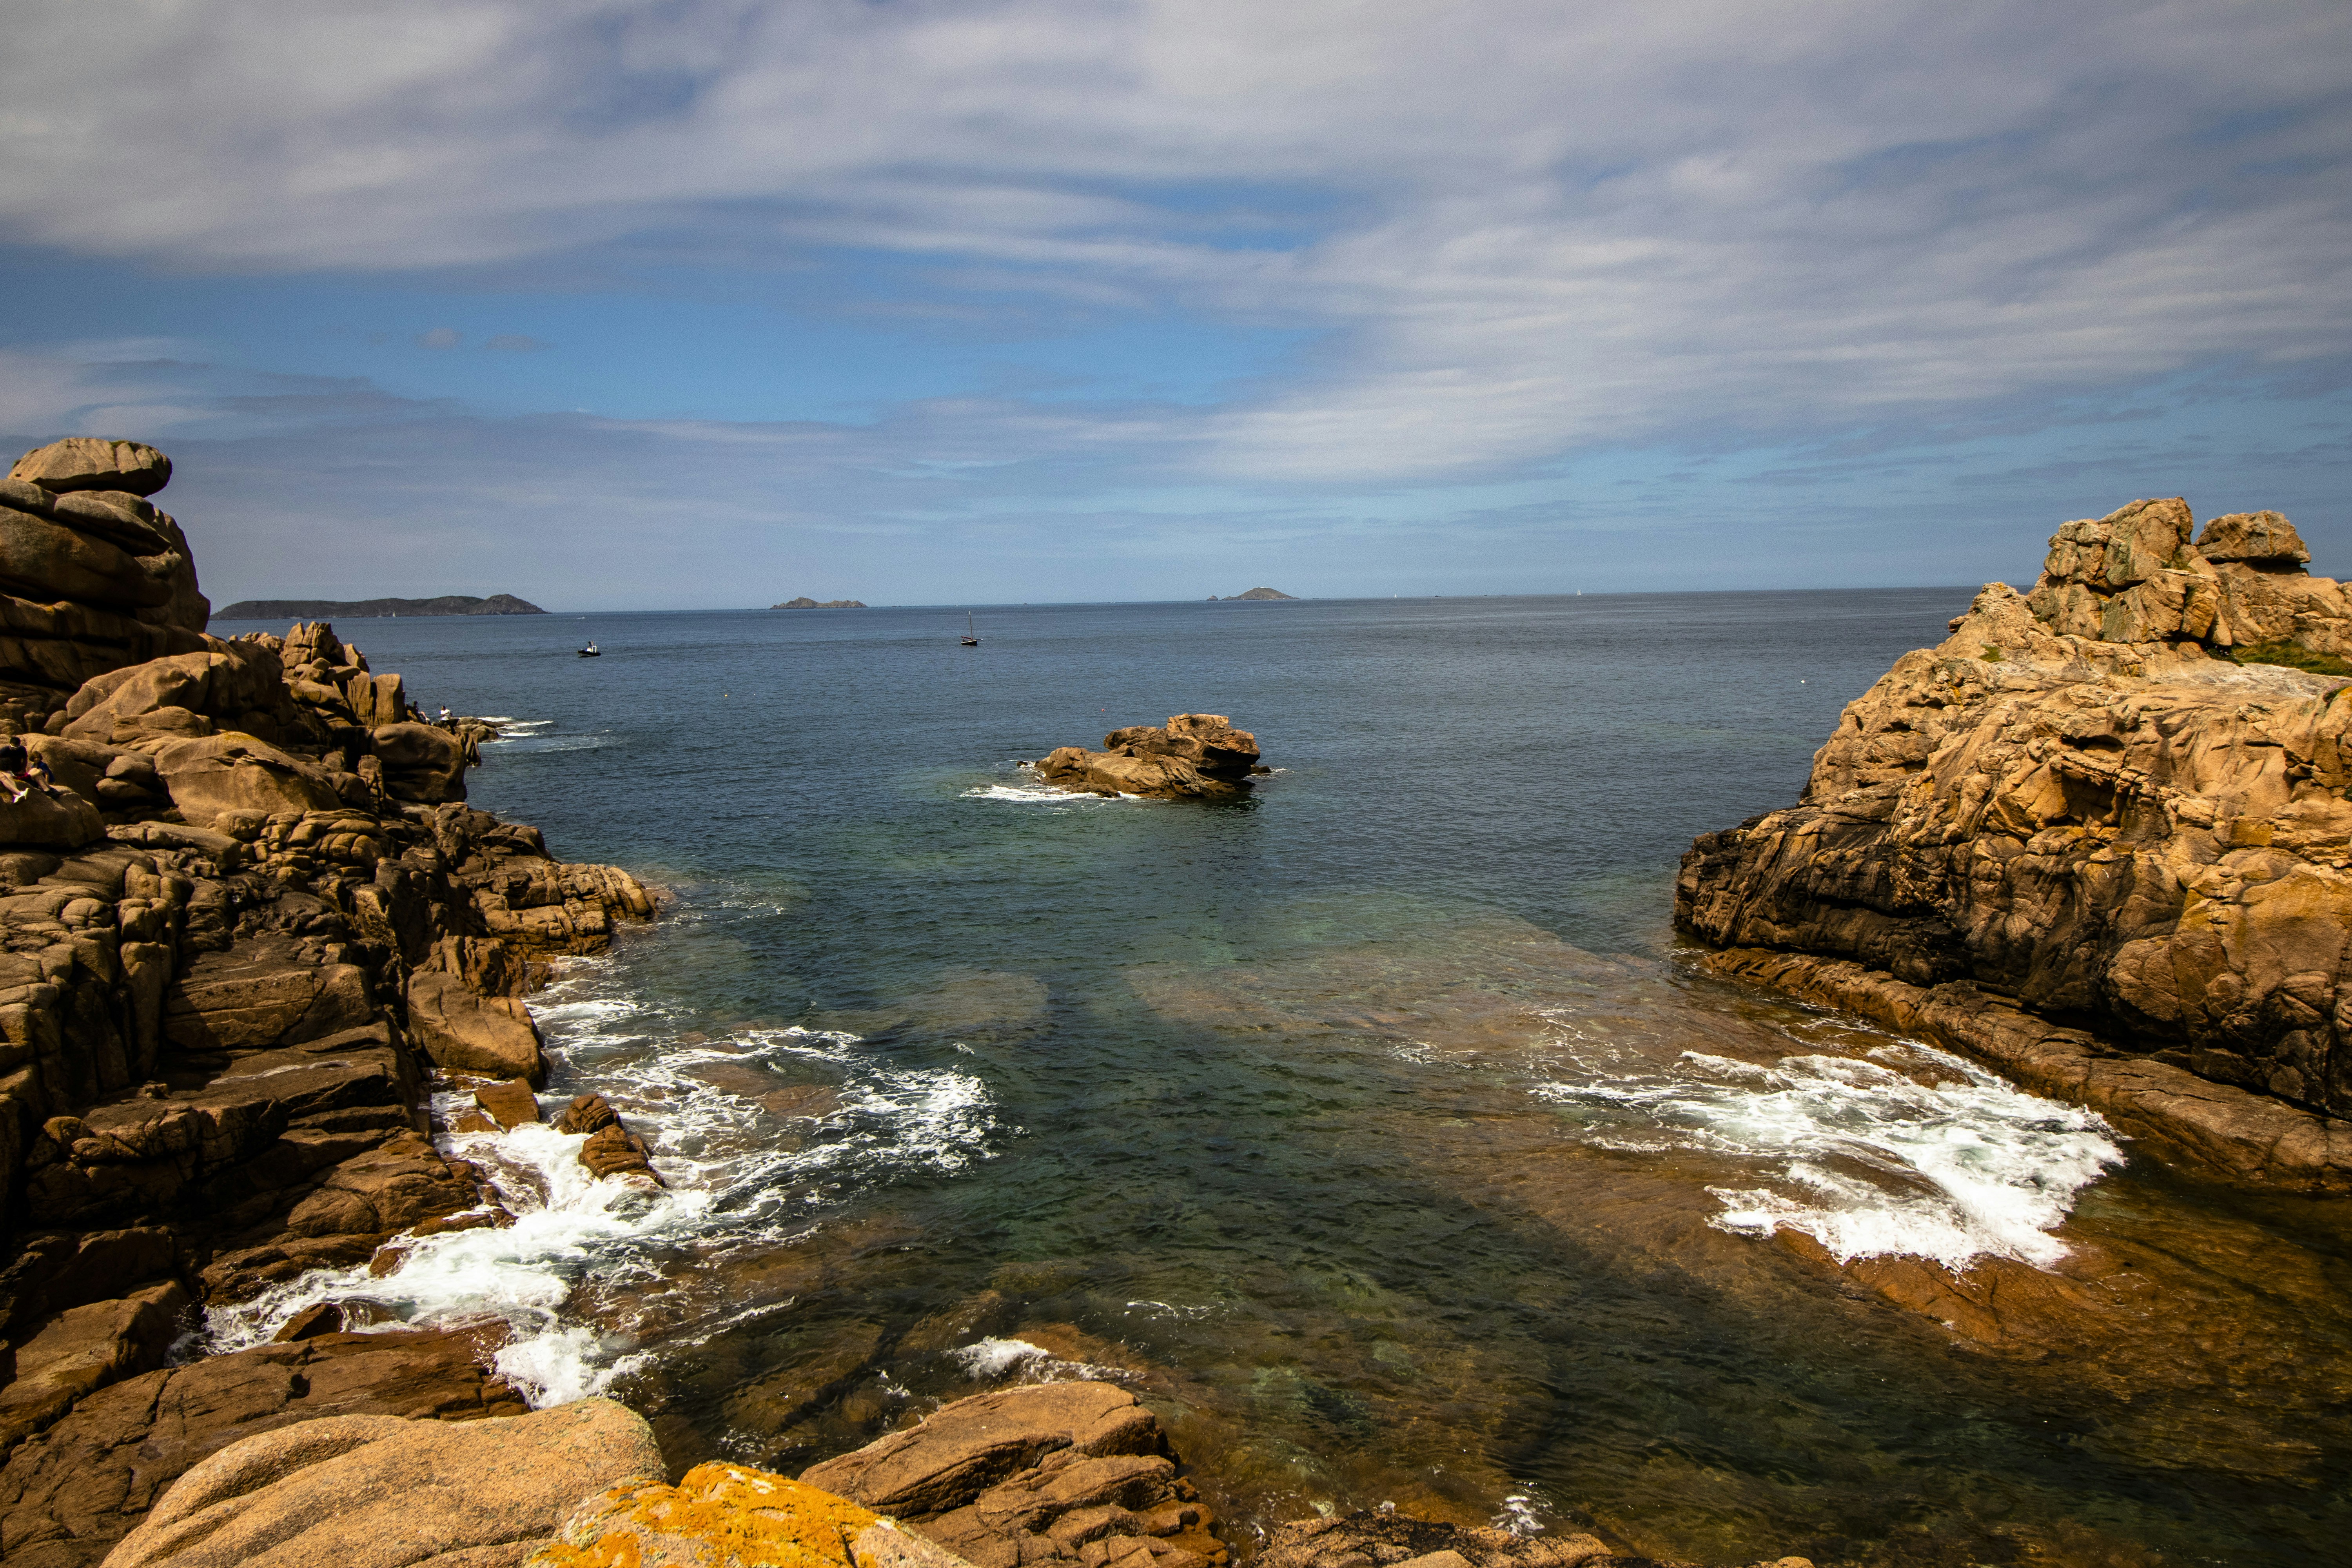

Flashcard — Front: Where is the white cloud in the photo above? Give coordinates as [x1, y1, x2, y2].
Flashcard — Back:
[417, 327, 464, 349]
[0, 0, 2345, 483]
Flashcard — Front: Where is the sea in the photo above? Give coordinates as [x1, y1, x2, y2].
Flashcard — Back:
[201, 592, 2352, 1567]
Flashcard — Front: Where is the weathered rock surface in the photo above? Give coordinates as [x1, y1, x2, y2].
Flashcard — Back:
[553, 1094, 661, 1188]
[1032, 715, 1263, 800]
[527, 1463, 913, 1568]
[0, 1327, 524, 1566]
[773, 598, 868, 609]
[101, 1396, 660, 1568]
[802, 1383, 1226, 1568]
[9, 442, 173, 501]
[1678, 498, 2352, 1187]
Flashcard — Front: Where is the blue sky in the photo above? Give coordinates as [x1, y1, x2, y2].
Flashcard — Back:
[3, 0, 2347, 610]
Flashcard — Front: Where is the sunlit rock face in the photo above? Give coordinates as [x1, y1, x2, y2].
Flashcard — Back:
[1679, 498, 2352, 1177]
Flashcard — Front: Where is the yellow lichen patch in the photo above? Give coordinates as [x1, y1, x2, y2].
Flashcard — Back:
[528, 1464, 882, 1568]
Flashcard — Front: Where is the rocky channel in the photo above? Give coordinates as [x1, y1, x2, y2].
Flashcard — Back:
[0, 438, 1818, 1566]
[1678, 497, 2352, 1191]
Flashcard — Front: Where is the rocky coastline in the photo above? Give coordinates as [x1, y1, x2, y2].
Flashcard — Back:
[212, 595, 546, 620]
[1677, 498, 2352, 1192]
[0, 441, 1811, 1565]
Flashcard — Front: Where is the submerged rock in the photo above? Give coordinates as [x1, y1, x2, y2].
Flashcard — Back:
[1678, 497, 2352, 1189]
[1031, 714, 1262, 800]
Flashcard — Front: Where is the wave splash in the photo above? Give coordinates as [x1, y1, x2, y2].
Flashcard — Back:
[204, 973, 998, 1404]
[1540, 1039, 2121, 1269]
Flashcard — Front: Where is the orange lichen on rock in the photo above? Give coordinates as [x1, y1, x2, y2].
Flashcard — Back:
[528, 1463, 882, 1568]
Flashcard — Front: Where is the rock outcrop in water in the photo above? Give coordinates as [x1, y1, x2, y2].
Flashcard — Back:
[0, 438, 658, 1564]
[1678, 498, 2352, 1191]
[773, 597, 867, 609]
[1030, 715, 1264, 799]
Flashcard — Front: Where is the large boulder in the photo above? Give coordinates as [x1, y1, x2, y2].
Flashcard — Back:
[405, 969, 546, 1084]
[98, 1397, 662, 1568]
[9, 438, 172, 498]
[0, 502, 172, 613]
[2198, 510, 2311, 570]
[65, 646, 285, 744]
[151, 733, 340, 820]
[801, 1383, 1224, 1568]
[372, 722, 467, 803]
[0, 787, 104, 849]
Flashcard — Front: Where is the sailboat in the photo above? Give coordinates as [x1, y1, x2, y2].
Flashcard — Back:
[960, 612, 979, 647]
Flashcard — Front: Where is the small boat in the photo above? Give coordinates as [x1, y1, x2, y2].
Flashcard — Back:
[960, 612, 979, 647]
[578, 641, 600, 658]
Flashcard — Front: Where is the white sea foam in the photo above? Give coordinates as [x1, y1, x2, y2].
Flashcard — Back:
[204, 972, 1000, 1404]
[953, 1337, 1049, 1378]
[962, 782, 1141, 804]
[1538, 1040, 2121, 1269]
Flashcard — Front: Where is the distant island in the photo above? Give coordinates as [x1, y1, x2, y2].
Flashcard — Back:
[1208, 586, 1297, 601]
[773, 597, 867, 608]
[212, 593, 546, 620]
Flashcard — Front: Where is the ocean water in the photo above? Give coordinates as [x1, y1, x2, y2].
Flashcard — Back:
[206, 594, 2352, 1566]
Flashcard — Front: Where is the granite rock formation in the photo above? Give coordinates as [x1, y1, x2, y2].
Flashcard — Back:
[1678, 498, 2352, 1189]
[213, 595, 545, 620]
[1223, 588, 1295, 601]
[773, 598, 867, 609]
[0, 444, 209, 729]
[101, 1396, 660, 1568]
[0, 439, 659, 1564]
[1030, 715, 1263, 800]
[801, 1382, 1227, 1568]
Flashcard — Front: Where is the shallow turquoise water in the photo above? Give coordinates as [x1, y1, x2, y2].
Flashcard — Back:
[212, 594, 2352, 1567]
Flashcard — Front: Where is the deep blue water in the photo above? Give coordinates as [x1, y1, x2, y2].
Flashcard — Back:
[212, 593, 2352, 1568]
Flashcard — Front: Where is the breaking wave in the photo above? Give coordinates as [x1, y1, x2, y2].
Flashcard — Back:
[205, 968, 999, 1403]
[1539, 1039, 2122, 1269]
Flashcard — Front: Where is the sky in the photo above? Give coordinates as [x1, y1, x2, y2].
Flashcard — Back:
[3, 0, 2348, 611]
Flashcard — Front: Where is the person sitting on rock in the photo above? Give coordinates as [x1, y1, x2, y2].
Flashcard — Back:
[24, 755, 55, 794]
[0, 737, 28, 802]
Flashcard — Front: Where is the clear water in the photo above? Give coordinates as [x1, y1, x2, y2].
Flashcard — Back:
[207, 594, 2352, 1566]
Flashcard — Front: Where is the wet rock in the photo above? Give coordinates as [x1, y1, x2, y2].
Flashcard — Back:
[1033, 715, 1260, 800]
[1678, 499, 2352, 1182]
[102, 1397, 661, 1568]
[0, 1326, 525, 1566]
[1256, 1516, 1616, 1568]
[269, 1301, 345, 1341]
[474, 1078, 541, 1130]
[802, 1383, 1223, 1568]
[555, 1093, 662, 1187]
[405, 969, 546, 1085]
[527, 1463, 915, 1568]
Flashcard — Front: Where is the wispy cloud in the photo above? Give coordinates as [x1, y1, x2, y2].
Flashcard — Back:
[1, 0, 2343, 486]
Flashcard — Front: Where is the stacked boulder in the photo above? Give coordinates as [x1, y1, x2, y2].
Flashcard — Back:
[0, 441, 209, 736]
[1678, 499, 2352, 1189]
[1031, 715, 1263, 799]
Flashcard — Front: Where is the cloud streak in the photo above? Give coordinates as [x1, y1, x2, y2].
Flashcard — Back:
[1, 0, 2344, 486]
